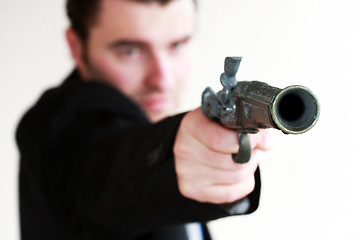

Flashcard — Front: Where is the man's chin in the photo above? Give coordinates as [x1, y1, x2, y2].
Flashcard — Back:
[147, 111, 167, 123]
[146, 108, 177, 123]
[140, 98, 177, 122]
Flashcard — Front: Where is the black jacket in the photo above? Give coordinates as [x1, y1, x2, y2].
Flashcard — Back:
[16, 70, 261, 240]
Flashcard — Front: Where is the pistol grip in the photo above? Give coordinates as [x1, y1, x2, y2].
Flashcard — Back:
[232, 132, 251, 164]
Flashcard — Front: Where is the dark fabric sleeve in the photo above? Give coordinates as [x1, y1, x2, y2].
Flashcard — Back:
[17, 77, 261, 239]
[50, 116, 260, 239]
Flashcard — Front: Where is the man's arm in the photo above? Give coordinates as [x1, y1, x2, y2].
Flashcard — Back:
[44, 110, 264, 238]
[17, 78, 268, 239]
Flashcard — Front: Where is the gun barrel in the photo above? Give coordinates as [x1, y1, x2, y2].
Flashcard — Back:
[271, 85, 320, 134]
[207, 81, 320, 134]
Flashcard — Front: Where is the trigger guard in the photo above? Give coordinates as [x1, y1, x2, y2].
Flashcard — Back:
[232, 132, 251, 164]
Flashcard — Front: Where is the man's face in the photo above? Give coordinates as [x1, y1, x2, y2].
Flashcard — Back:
[77, 0, 196, 122]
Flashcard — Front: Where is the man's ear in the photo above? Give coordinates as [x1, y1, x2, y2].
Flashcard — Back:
[66, 28, 87, 75]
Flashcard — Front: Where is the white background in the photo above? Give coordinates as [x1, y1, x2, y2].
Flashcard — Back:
[1, 0, 359, 239]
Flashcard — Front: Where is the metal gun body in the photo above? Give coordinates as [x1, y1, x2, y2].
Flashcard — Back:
[201, 57, 320, 163]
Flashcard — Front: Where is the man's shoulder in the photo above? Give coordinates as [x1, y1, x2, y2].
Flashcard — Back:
[37, 71, 133, 112]
[16, 70, 149, 149]
[23, 70, 147, 122]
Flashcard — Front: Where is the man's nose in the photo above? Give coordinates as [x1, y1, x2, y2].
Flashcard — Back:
[146, 53, 175, 91]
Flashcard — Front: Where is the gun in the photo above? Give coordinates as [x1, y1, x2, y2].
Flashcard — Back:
[201, 57, 320, 163]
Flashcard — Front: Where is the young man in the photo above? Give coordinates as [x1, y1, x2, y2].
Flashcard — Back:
[16, 0, 271, 239]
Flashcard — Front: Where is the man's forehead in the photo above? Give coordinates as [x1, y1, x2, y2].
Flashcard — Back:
[98, 0, 195, 16]
[90, 0, 196, 44]
[99, 0, 196, 16]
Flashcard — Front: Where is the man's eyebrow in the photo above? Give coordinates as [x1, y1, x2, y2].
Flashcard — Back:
[171, 35, 192, 44]
[108, 40, 148, 49]
[107, 35, 193, 49]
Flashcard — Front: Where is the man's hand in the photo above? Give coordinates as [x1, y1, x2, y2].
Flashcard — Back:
[174, 108, 271, 204]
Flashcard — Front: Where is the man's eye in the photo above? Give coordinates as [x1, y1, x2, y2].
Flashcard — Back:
[170, 37, 191, 52]
[115, 46, 142, 60]
[172, 41, 184, 50]
[123, 47, 140, 55]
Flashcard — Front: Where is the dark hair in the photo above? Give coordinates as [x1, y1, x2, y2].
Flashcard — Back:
[66, 0, 196, 41]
